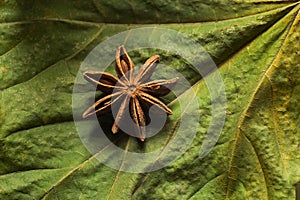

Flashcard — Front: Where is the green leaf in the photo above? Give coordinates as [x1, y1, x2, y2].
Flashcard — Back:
[0, 1, 299, 199]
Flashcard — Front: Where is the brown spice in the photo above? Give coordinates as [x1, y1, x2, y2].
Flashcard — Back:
[82, 46, 178, 141]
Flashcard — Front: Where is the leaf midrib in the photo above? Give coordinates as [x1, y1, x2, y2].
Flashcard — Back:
[225, 5, 299, 199]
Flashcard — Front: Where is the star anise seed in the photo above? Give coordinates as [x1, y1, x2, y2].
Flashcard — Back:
[82, 45, 178, 141]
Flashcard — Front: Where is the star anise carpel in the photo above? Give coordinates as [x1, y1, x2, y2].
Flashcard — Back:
[82, 45, 178, 141]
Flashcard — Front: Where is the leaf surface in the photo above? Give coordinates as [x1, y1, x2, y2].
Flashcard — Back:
[0, 1, 299, 199]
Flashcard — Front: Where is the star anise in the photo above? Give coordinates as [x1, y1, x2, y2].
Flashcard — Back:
[82, 46, 178, 141]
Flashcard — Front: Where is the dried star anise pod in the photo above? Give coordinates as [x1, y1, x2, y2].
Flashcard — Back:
[82, 45, 178, 141]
